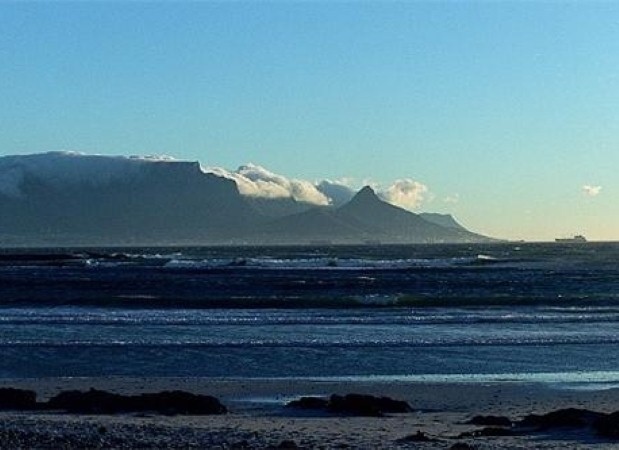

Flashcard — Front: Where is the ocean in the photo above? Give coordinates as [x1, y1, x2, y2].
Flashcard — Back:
[0, 243, 618, 383]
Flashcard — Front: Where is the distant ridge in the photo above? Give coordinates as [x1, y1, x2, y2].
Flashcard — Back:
[338, 186, 492, 243]
[0, 153, 495, 245]
[256, 186, 494, 244]
[418, 213, 468, 231]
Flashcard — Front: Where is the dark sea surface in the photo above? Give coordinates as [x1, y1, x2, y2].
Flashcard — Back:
[0, 242, 618, 382]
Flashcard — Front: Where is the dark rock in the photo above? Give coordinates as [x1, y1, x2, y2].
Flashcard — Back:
[277, 440, 299, 449]
[396, 430, 433, 442]
[286, 393, 412, 417]
[518, 408, 603, 430]
[467, 415, 512, 427]
[134, 390, 227, 415]
[0, 388, 37, 410]
[45, 388, 227, 415]
[593, 411, 619, 438]
[328, 394, 412, 417]
[286, 396, 329, 410]
[46, 389, 118, 413]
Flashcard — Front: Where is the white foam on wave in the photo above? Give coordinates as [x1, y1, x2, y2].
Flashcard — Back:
[3, 307, 619, 326]
[163, 256, 485, 270]
[284, 371, 619, 388]
[2, 335, 619, 348]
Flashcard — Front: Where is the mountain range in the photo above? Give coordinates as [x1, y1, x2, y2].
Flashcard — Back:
[0, 153, 494, 246]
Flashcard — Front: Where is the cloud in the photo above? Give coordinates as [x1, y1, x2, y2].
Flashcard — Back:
[378, 178, 429, 210]
[0, 152, 432, 211]
[205, 165, 431, 210]
[582, 185, 602, 197]
[316, 177, 431, 210]
[443, 193, 460, 204]
[315, 179, 356, 206]
[0, 151, 176, 197]
[204, 163, 330, 205]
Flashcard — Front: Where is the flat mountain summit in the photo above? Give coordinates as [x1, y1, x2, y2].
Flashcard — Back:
[0, 153, 494, 245]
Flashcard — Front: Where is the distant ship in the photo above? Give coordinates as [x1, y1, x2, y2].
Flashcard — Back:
[555, 235, 587, 243]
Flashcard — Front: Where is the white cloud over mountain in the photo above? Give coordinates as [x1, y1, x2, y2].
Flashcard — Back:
[315, 179, 356, 206]
[203, 163, 331, 205]
[207, 165, 431, 210]
[378, 178, 429, 210]
[0, 151, 177, 197]
[0, 152, 431, 211]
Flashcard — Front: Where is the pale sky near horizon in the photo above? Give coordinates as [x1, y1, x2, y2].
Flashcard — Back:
[1, 2, 617, 241]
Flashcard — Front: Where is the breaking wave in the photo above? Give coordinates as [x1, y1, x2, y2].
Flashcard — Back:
[2, 307, 619, 326]
[1, 335, 619, 348]
[163, 254, 504, 270]
[0, 251, 509, 270]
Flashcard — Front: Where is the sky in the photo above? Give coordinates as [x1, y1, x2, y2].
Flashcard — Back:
[1, 1, 618, 241]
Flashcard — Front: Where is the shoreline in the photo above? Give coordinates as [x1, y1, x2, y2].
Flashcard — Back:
[3, 377, 619, 448]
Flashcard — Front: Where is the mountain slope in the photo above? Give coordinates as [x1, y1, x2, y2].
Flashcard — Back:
[418, 213, 468, 231]
[256, 207, 368, 243]
[258, 186, 493, 244]
[0, 152, 261, 245]
[338, 187, 491, 243]
[0, 153, 494, 246]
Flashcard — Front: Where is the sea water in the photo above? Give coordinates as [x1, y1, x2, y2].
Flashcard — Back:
[0, 243, 617, 383]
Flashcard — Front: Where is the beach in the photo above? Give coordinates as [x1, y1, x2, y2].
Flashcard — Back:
[3, 377, 619, 448]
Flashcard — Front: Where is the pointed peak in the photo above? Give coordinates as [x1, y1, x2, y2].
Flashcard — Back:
[355, 185, 378, 198]
[345, 185, 383, 207]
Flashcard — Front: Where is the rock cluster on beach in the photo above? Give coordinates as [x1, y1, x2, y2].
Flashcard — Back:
[392, 407, 619, 446]
[0, 388, 227, 415]
[286, 393, 413, 417]
[6, 385, 619, 448]
[518, 407, 619, 438]
[459, 407, 619, 441]
[0, 387, 37, 409]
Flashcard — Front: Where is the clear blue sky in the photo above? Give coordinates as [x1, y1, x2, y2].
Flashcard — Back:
[1, 2, 618, 240]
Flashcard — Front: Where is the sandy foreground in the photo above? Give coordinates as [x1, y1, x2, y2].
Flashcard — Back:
[2, 377, 619, 449]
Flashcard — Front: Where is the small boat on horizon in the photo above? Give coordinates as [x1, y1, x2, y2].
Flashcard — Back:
[555, 235, 587, 243]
